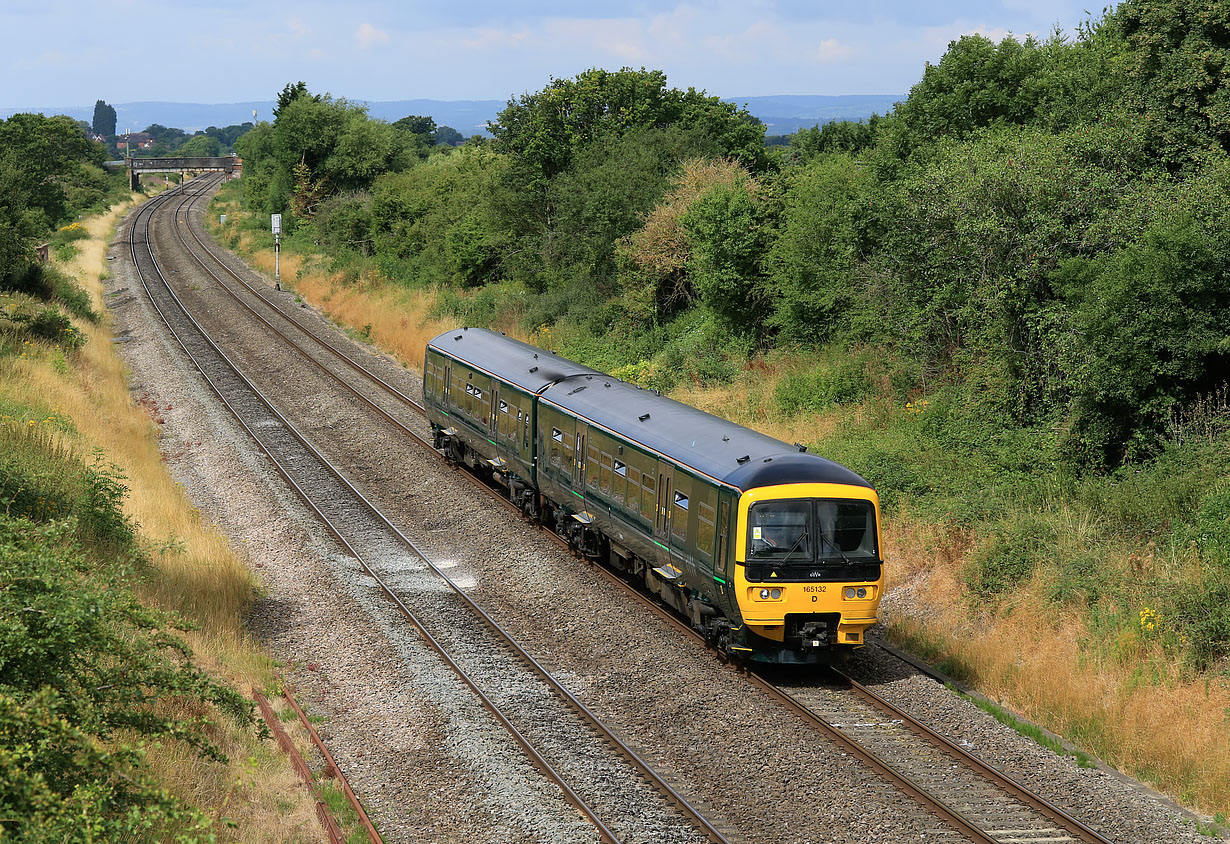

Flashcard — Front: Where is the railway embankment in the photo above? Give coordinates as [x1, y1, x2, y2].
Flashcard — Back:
[0, 197, 345, 842]
[208, 176, 1230, 832]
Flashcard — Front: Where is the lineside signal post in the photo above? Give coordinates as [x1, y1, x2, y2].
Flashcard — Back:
[271, 213, 282, 290]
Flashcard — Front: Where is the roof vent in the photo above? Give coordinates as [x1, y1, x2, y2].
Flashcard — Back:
[722, 435, 730, 442]
[604, 382, 611, 388]
[569, 385, 588, 395]
[529, 366, 538, 373]
[454, 334, 462, 340]
[533, 353, 538, 358]
[795, 442, 807, 452]
[639, 413, 651, 421]
[736, 455, 750, 464]
[764, 457, 773, 463]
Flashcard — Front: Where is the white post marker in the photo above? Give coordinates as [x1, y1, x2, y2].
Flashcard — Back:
[271, 213, 282, 290]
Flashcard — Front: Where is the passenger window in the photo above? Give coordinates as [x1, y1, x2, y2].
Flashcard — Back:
[697, 499, 716, 558]
[672, 489, 689, 540]
[641, 472, 656, 519]
[626, 467, 641, 514]
[600, 452, 613, 494]
[586, 442, 600, 489]
[611, 459, 626, 505]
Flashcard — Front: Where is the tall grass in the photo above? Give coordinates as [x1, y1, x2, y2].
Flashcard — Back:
[5, 198, 327, 842]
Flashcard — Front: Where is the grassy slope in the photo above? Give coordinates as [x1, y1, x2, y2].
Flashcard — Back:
[3, 196, 333, 842]
[209, 179, 1230, 824]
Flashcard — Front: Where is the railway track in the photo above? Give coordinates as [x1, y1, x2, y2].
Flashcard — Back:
[131, 178, 736, 844]
[138, 178, 1119, 844]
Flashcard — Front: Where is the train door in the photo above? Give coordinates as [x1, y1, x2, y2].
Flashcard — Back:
[442, 362, 451, 409]
[488, 384, 500, 438]
[654, 461, 675, 547]
[572, 421, 588, 495]
[715, 498, 731, 585]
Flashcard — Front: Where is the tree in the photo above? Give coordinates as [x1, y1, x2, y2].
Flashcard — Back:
[91, 100, 116, 137]
[681, 179, 768, 335]
[393, 114, 437, 141]
[273, 81, 315, 119]
[766, 154, 868, 342]
[435, 125, 464, 146]
[1058, 213, 1230, 465]
[1110, 0, 1230, 165]
[489, 67, 766, 182]
[177, 134, 222, 157]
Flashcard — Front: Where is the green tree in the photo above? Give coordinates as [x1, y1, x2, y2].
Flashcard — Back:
[1110, 0, 1230, 165]
[766, 154, 867, 342]
[681, 179, 768, 335]
[393, 114, 437, 141]
[490, 67, 766, 181]
[176, 134, 222, 157]
[545, 125, 722, 289]
[91, 99, 116, 136]
[273, 80, 314, 118]
[435, 125, 464, 146]
[1057, 214, 1230, 465]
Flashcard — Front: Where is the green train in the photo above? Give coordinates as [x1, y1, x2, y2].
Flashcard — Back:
[424, 328, 884, 664]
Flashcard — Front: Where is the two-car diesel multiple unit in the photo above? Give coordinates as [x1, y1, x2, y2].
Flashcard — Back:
[423, 328, 884, 664]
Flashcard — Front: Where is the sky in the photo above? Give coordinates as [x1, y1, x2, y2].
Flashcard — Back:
[1, 0, 1104, 109]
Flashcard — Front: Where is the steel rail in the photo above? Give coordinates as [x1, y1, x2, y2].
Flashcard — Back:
[170, 178, 1113, 844]
[131, 179, 733, 844]
[835, 670, 1116, 844]
[176, 189, 423, 412]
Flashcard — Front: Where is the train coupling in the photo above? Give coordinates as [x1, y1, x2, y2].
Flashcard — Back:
[798, 620, 831, 651]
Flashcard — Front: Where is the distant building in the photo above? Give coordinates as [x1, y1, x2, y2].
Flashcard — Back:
[116, 132, 155, 151]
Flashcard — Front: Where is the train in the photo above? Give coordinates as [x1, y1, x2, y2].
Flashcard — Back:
[423, 327, 884, 664]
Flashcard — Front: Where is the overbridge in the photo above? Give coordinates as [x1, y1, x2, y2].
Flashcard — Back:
[104, 156, 242, 189]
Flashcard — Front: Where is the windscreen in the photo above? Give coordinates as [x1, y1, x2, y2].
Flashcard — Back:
[748, 499, 877, 564]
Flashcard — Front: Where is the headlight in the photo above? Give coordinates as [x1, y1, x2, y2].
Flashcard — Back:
[759, 588, 770, 599]
[770, 588, 781, 600]
[856, 587, 867, 598]
[844, 587, 856, 599]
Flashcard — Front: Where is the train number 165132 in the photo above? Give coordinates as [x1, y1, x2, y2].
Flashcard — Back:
[803, 585, 827, 593]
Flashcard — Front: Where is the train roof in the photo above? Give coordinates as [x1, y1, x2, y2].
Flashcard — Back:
[428, 327, 602, 393]
[542, 374, 869, 491]
[430, 328, 871, 492]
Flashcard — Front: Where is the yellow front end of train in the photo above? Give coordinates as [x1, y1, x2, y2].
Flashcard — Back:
[732, 482, 883, 659]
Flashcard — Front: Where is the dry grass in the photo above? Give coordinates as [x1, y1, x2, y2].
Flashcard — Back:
[4, 199, 327, 842]
[886, 509, 1230, 817]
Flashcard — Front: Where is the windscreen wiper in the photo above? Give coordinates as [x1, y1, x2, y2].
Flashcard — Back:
[780, 530, 809, 562]
[818, 533, 851, 564]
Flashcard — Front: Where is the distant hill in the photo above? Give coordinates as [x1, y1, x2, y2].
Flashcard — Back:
[727, 94, 902, 135]
[2, 94, 902, 137]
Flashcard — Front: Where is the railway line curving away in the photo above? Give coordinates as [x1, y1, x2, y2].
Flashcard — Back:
[103, 177, 1213, 844]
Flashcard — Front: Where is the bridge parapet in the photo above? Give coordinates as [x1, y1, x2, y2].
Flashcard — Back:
[127, 156, 239, 173]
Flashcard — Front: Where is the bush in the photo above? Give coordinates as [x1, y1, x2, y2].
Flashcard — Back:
[774, 357, 873, 416]
[1, 263, 95, 322]
[964, 513, 1057, 597]
[0, 517, 248, 843]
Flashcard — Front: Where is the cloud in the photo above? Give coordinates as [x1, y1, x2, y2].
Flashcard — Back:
[543, 18, 650, 63]
[355, 22, 390, 49]
[813, 37, 857, 64]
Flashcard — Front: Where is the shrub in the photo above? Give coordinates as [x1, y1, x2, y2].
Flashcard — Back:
[965, 513, 1057, 597]
[774, 358, 873, 416]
